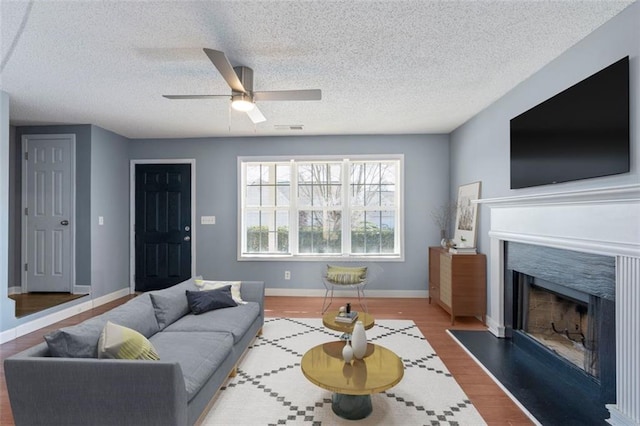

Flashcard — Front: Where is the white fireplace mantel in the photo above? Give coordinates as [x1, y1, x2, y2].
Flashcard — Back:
[476, 184, 640, 426]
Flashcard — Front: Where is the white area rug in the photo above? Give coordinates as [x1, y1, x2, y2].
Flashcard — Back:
[202, 318, 486, 425]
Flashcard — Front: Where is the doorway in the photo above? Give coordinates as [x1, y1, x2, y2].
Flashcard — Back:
[21, 134, 76, 294]
[131, 160, 195, 292]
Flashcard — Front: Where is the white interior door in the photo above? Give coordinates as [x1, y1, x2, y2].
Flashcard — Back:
[22, 134, 75, 292]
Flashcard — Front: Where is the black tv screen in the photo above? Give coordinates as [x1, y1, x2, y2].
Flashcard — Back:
[510, 56, 629, 189]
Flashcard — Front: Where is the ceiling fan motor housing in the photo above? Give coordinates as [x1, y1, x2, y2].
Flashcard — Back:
[233, 66, 254, 94]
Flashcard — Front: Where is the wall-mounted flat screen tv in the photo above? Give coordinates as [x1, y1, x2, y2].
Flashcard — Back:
[510, 56, 629, 189]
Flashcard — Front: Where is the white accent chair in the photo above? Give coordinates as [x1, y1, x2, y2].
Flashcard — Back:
[321, 265, 368, 314]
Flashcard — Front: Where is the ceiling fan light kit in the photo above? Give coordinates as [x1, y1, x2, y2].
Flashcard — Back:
[163, 48, 321, 124]
[231, 93, 255, 112]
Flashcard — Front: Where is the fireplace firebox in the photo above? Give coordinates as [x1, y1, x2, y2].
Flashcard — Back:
[504, 242, 616, 404]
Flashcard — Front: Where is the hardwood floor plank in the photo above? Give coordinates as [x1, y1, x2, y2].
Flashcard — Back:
[0, 295, 533, 425]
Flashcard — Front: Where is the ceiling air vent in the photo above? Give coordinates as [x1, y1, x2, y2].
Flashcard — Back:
[274, 124, 304, 131]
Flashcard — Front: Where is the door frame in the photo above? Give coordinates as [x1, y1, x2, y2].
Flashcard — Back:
[129, 159, 196, 293]
[21, 133, 76, 293]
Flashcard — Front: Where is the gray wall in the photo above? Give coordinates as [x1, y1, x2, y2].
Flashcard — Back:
[130, 134, 450, 294]
[90, 126, 130, 298]
[1, 91, 11, 332]
[449, 2, 639, 314]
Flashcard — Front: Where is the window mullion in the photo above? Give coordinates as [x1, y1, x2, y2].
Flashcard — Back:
[342, 159, 351, 256]
[290, 160, 299, 255]
[240, 162, 247, 254]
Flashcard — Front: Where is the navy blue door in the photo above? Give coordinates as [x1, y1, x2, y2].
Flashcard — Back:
[135, 164, 191, 291]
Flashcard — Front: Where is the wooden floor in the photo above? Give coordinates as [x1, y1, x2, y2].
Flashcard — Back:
[8, 292, 89, 317]
[0, 296, 533, 425]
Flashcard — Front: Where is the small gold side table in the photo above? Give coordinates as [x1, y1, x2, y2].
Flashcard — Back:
[300, 341, 404, 419]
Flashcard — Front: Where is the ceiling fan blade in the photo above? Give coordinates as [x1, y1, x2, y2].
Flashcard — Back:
[253, 89, 322, 102]
[203, 48, 246, 93]
[246, 105, 266, 124]
[163, 95, 229, 99]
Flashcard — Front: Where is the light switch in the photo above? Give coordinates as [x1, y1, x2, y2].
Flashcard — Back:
[201, 216, 216, 225]
[98, 216, 104, 225]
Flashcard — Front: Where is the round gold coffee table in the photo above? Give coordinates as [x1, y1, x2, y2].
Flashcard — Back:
[300, 341, 404, 419]
[322, 310, 375, 339]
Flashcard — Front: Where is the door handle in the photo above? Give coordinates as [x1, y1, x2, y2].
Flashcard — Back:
[60, 220, 69, 226]
[184, 236, 191, 241]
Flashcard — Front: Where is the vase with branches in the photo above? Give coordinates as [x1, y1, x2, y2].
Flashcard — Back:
[430, 201, 458, 242]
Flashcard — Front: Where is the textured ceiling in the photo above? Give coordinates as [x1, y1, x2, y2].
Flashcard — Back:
[0, 1, 634, 139]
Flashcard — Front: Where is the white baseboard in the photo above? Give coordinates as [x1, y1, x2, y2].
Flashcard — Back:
[0, 287, 131, 344]
[265, 288, 428, 298]
[8, 286, 21, 295]
[73, 285, 91, 295]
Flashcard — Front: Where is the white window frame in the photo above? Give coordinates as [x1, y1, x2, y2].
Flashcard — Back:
[237, 154, 404, 261]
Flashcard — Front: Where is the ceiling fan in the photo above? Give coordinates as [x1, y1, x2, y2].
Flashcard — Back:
[163, 48, 322, 124]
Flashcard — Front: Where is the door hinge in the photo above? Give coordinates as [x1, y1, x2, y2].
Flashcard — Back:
[24, 207, 28, 216]
[24, 263, 28, 272]
[24, 151, 28, 161]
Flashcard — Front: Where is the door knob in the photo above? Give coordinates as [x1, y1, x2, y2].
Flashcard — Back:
[185, 225, 190, 231]
[184, 236, 191, 241]
[60, 220, 69, 226]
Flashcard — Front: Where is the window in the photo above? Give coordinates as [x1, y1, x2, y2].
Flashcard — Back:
[239, 155, 403, 260]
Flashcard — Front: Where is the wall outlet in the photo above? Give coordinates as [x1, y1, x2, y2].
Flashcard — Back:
[284, 270, 291, 280]
[98, 216, 104, 225]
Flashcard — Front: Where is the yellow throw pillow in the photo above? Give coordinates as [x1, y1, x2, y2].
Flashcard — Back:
[326, 265, 367, 284]
[98, 321, 160, 360]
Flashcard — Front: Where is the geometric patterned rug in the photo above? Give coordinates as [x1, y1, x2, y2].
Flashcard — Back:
[201, 318, 486, 425]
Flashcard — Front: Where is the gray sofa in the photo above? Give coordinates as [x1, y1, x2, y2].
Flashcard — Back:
[4, 278, 265, 426]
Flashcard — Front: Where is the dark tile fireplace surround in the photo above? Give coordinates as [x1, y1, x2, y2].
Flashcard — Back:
[504, 242, 616, 406]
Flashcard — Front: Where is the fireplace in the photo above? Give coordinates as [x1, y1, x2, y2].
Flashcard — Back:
[477, 184, 640, 425]
[504, 242, 616, 404]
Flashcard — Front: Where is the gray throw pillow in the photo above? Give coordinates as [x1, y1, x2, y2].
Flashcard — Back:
[148, 276, 200, 329]
[186, 286, 237, 314]
[150, 293, 191, 329]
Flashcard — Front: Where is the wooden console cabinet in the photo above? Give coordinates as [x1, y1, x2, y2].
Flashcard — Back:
[428, 246, 486, 325]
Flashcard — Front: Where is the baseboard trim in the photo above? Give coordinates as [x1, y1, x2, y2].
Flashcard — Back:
[8, 286, 21, 295]
[73, 285, 91, 295]
[265, 288, 428, 298]
[0, 287, 131, 344]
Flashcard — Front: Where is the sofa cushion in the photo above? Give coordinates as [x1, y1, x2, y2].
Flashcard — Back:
[186, 286, 237, 314]
[164, 302, 260, 344]
[194, 279, 246, 304]
[149, 276, 200, 330]
[98, 321, 160, 360]
[44, 294, 160, 358]
[149, 331, 233, 401]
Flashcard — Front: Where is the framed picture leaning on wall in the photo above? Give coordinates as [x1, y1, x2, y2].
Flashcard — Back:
[453, 181, 481, 248]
